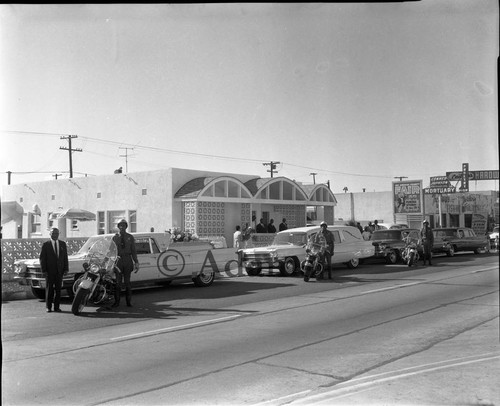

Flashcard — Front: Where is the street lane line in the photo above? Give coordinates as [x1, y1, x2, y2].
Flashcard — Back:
[291, 352, 500, 404]
[110, 314, 242, 341]
[362, 281, 422, 294]
[254, 390, 312, 405]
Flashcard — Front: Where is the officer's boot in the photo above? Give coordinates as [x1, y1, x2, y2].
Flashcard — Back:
[126, 288, 132, 307]
[112, 289, 120, 307]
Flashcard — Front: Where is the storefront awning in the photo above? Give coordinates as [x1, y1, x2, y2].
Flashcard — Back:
[52, 208, 96, 221]
[1, 201, 24, 225]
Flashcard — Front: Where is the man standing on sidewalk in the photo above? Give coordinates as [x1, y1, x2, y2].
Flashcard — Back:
[39, 227, 69, 312]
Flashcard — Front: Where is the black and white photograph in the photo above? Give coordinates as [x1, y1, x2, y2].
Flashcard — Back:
[1, 2, 498, 405]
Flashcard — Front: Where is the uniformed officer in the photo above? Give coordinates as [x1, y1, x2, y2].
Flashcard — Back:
[112, 219, 139, 307]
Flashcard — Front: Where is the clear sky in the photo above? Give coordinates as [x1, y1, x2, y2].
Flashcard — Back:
[0, 2, 498, 194]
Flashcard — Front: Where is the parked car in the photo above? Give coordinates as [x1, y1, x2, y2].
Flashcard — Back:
[371, 228, 421, 264]
[377, 223, 409, 230]
[14, 232, 237, 299]
[240, 225, 374, 276]
[432, 227, 489, 256]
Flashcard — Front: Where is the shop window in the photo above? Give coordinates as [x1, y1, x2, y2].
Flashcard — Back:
[30, 213, 41, 234]
[97, 212, 105, 234]
[71, 220, 79, 230]
[129, 211, 137, 232]
[283, 182, 293, 200]
[215, 181, 226, 197]
[108, 211, 126, 233]
[142, 189, 147, 196]
[228, 181, 239, 198]
[464, 214, 472, 228]
[269, 182, 280, 200]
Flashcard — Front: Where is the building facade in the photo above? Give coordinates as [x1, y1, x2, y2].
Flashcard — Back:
[1, 168, 337, 245]
[335, 190, 498, 232]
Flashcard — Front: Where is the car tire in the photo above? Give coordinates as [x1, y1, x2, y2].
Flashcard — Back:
[245, 267, 262, 276]
[279, 257, 296, 277]
[474, 247, 486, 254]
[31, 287, 46, 300]
[386, 251, 398, 264]
[192, 270, 215, 287]
[346, 258, 359, 269]
[446, 246, 455, 257]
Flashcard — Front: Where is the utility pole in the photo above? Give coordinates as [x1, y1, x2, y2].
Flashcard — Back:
[53, 173, 62, 180]
[60, 135, 82, 178]
[6, 171, 11, 185]
[119, 147, 135, 173]
[263, 161, 280, 178]
[310, 173, 317, 184]
[394, 176, 408, 181]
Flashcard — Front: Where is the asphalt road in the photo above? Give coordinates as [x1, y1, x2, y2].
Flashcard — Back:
[2, 252, 499, 406]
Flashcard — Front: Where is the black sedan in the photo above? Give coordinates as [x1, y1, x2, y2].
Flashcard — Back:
[371, 229, 421, 264]
[432, 227, 489, 256]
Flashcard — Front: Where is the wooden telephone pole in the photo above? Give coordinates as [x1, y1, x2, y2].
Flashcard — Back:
[60, 135, 82, 178]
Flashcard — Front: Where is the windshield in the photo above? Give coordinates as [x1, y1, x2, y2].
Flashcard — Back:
[78, 236, 115, 254]
[273, 232, 308, 246]
[83, 236, 118, 272]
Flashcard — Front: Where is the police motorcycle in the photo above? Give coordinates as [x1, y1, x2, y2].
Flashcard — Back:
[401, 235, 420, 267]
[301, 238, 326, 282]
[71, 236, 120, 315]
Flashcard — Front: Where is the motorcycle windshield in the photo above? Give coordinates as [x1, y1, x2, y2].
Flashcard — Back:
[86, 237, 118, 272]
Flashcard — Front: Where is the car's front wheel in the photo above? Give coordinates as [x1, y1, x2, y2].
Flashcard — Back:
[446, 246, 455, 257]
[279, 257, 296, 276]
[386, 251, 398, 264]
[31, 287, 46, 300]
[346, 258, 360, 269]
[245, 267, 262, 276]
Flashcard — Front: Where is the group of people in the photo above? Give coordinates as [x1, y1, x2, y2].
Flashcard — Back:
[233, 217, 288, 249]
[40, 219, 140, 313]
[358, 219, 381, 241]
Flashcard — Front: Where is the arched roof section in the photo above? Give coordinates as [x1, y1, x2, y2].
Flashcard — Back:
[175, 176, 252, 200]
[251, 177, 308, 202]
[303, 184, 337, 205]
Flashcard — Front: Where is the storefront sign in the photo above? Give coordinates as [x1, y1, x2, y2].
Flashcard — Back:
[393, 180, 423, 214]
[424, 186, 456, 194]
[446, 170, 499, 181]
[471, 213, 488, 235]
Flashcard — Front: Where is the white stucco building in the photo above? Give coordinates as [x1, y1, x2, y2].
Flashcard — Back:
[1, 168, 337, 244]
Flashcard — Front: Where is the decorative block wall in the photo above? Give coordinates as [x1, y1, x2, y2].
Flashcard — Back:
[185, 201, 226, 237]
[274, 205, 306, 228]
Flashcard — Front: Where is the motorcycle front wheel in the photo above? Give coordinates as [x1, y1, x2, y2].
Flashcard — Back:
[408, 252, 415, 267]
[303, 264, 313, 282]
[72, 287, 90, 315]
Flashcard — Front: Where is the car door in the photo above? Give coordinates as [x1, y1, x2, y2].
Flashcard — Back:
[133, 237, 161, 282]
[331, 230, 349, 263]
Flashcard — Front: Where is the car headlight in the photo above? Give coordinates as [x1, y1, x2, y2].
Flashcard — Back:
[379, 244, 386, 250]
[90, 263, 100, 273]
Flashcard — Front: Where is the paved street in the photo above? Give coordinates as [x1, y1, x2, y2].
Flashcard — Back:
[2, 253, 499, 405]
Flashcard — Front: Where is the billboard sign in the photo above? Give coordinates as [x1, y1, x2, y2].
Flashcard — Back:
[446, 170, 499, 182]
[393, 180, 423, 214]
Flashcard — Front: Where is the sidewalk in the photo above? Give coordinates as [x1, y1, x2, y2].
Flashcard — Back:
[1, 280, 34, 301]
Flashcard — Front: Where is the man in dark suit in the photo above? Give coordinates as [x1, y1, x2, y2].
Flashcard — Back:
[40, 227, 69, 312]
